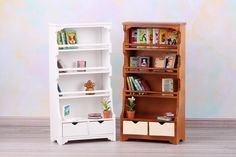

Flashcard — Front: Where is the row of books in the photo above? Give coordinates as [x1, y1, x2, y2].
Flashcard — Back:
[129, 53, 177, 71]
[126, 77, 174, 95]
[127, 76, 151, 93]
[57, 29, 78, 49]
[130, 28, 178, 47]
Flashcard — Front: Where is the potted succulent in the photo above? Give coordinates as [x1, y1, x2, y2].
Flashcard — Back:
[101, 98, 112, 118]
[127, 96, 136, 118]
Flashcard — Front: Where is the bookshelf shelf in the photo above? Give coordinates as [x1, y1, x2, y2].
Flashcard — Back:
[124, 47, 177, 52]
[58, 67, 110, 75]
[124, 67, 178, 75]
[121, 22, 185, 144]
[50, 23, 116, 145]
[58, 43, 111, 51]
[59, 90, 111, 99]
[62, 117, 114, 123]
[123, 114, 176, 123]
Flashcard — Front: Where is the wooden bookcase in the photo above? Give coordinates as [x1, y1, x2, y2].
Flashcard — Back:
[49, 23, 116, 145]
[120, 22, 185, 144]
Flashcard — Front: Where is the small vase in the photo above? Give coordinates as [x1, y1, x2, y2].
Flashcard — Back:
[127, 111, 135, 119]
[103, 111, 111, 118]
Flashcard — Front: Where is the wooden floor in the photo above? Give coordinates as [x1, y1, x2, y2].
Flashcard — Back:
[0, 123, 236, 157]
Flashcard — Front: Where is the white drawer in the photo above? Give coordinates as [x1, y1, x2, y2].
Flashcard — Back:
[149, 122, 175, 137]
[63, 122, 88, 137]
[89, 121, 113, 135]
[123, 121, 148, 135]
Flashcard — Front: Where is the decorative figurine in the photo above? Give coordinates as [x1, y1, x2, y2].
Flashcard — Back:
[84, 80, 95, 95]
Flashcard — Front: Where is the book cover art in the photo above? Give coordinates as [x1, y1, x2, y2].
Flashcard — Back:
[57, 31, 62, 45]
[139, 57, 150, 69]
[153, 56, 167, 71]
[63, 104, 70, 117]
[159, 29, 167, 45]
[165, 53, 177, 72]
[130, 57, 139, 69]
[162, 78, 174, 95]
[137, 29, 147, 47]
[153, 29, 159, 45]
[129, 29, 137, 47]
[146, 28, 153, 45]
[65, 29, 78, 45]
[167, 30, 178, 45]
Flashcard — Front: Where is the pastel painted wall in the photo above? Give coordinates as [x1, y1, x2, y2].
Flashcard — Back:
[0, 0, 236, 118]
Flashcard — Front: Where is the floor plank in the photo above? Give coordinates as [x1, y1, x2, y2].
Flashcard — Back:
[0, 125, 235, 157]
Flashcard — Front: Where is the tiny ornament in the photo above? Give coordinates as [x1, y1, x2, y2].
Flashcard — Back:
[84, 80, 95, 95]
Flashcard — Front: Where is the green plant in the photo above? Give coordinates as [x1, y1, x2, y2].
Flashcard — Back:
[101, 98, 111, 111]
[127, 96, 136, 111]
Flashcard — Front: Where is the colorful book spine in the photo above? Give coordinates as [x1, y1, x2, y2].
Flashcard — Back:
[128, 77, 135, 91]
[126, 77, 131, 91]
[134, 79, 143, 91]
[130, 76, 139, 91]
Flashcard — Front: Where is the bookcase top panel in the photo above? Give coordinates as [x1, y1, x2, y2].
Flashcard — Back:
[122, 22, 186, 28]
[49, 23, 111, 29]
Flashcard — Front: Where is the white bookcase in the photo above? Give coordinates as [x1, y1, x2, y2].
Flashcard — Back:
[49, 23, 116, 145]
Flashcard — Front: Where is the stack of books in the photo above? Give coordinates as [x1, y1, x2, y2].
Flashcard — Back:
[88, 113, 102, 119]
[157, 112, 175, 122]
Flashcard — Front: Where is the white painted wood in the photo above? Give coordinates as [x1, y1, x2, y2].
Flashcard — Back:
[149, 122, 175, 136]
[89, 121, 113, 135]
[123, 121, 148, 135]
[63, 122, 88, 137]
[49, 23, 115, 144]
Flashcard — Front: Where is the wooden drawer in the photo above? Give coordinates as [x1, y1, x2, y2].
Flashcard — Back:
[89, 121, 113, 135]
[63, 122, 88, 137]
[123, 121, 148, 135]
[149, 122, 175, 137]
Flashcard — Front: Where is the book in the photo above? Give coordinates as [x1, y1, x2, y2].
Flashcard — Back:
[128, 76, 135, 91]
[60, 30, 67, 45]
[63, 104, 70, 117]
[129, 29, 137, 47]
[137, 29, 147, 47]
[162, 78, 174, 95]
[130, 76, 139, 91]
[57, 31, 62, 45]
[140, 79, 151, 91]
[130, 57, 139, 69]
[65, 30, 78, 45]
[139, 57, 150, 69]
[146, 28, 153, 46]
[134, 79, 143, 91]
[88, 113, 102, 119]
[153, 29, 159, 45]
[153, 56, 166, 71]
[165, 53, 177, 72]
[57, 84, 62, 96]
[57, 59, 66, 73]
[127, 77, 131, 91]
[77, 61, 86, 72]
[167, 30, 178, 45]
[159, 29, 167, 45]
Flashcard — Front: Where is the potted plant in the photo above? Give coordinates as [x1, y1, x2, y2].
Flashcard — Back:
[101, 98, 112, 118]
[127, 96, 136, 118]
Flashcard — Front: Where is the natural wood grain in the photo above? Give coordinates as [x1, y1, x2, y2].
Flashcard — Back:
[0, 120, 236, 157]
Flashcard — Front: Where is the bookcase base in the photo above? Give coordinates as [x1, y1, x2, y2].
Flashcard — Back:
[120, 134, 184, 144]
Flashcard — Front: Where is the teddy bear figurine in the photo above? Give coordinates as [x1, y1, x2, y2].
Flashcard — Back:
[84, 80, 95, 95]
